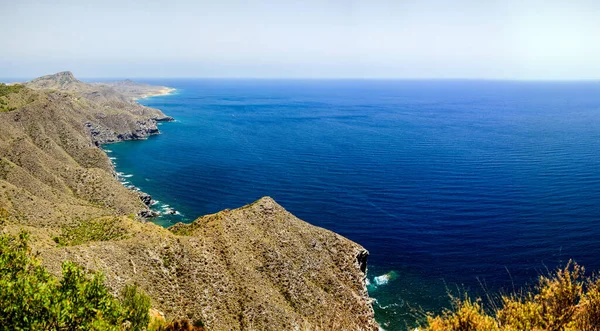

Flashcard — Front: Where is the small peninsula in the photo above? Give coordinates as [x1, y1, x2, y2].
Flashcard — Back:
[0, 72, 378, 329]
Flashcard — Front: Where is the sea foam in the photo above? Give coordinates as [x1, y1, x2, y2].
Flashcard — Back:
[373, 271, 398, 286]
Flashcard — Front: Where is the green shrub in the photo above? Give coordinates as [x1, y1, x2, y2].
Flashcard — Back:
[0, 231, 151, 330]
[121, 284, 152, 331]
[0, 83, 24, 97]
[57, 217, 130, 246]
[0, 84, 25, 112]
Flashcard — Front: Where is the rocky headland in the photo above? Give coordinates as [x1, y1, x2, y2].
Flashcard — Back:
[26, 72, 174, 145]
[0, 72, 377, 329]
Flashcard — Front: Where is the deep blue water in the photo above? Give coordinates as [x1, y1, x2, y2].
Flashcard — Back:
[106, 79, 600, 330]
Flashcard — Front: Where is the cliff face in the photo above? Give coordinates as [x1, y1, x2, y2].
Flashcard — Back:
[0, 72, 378, 330]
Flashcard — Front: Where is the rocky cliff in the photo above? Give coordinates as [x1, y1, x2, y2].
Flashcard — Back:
[26, 71, 174, 145]
[0, 72, 377, 330]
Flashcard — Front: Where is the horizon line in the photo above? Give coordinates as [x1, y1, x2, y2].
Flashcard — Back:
[3, 76, 600, 83]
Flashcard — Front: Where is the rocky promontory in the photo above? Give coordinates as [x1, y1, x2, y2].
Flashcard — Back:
[26, 72, 174, 146]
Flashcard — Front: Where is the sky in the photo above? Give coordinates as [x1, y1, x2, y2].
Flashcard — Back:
[2, 0, 600, 79]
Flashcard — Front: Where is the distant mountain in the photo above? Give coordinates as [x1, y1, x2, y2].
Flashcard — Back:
[26, 71, 84, 91]
[26, 71, 174, 104]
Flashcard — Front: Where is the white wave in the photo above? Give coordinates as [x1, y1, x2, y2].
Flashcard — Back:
[377, 301, 401, 310]
[126, 185, 140, 191]
[151, 200, 159, 206]
[374, 274, 390, 286]
[160, 205, 178, 215]
[109, 157, 117, 160]
[103, 149, 112, 153]
[373, 271, 397, 286]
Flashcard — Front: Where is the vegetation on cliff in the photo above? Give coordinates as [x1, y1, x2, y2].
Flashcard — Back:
[420, 261, 600, 331]
[0, 83, 24, 98]
[0, 231, 151, 330]
[0, 83, 25, 112]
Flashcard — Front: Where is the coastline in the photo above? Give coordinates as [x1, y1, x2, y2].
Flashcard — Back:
[125, 82, 383, 327]
[117, 87, 181, 221]
[136, 87, 176, 101]
[116, 85, 380, 324]
[107, 149, 184, 222]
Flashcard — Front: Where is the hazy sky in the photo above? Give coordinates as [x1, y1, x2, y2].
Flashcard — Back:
[2, 0, 600, 79]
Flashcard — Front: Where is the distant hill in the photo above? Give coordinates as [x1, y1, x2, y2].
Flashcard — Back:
[99, 79, 176, 101]
[27, 71, 84, 91]
[26, 71, 175, 105]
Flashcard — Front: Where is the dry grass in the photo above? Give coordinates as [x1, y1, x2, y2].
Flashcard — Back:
[420, 261, 600, 331]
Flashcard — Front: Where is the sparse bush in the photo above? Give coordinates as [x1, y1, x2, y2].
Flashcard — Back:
[0, 207, 8, 225]
[421, 261, 600, 331]
[425, 297, 499, 331]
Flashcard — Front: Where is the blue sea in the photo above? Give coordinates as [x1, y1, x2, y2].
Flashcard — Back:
[106, 79, 600, 330]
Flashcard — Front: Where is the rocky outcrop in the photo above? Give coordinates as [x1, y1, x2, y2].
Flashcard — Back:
[154, 116, 175, 122]
[84, 119, 160, 146]
[137, 192, 153, 207]
[136, 192, 160, 219]
[356, 249, 370, 274]
[139, 209, 160, 218]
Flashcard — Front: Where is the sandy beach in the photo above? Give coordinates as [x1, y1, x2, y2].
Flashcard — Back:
[137, 87, 176, 100]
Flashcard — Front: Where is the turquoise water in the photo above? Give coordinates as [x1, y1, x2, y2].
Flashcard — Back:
[107, 79, 600, 330]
